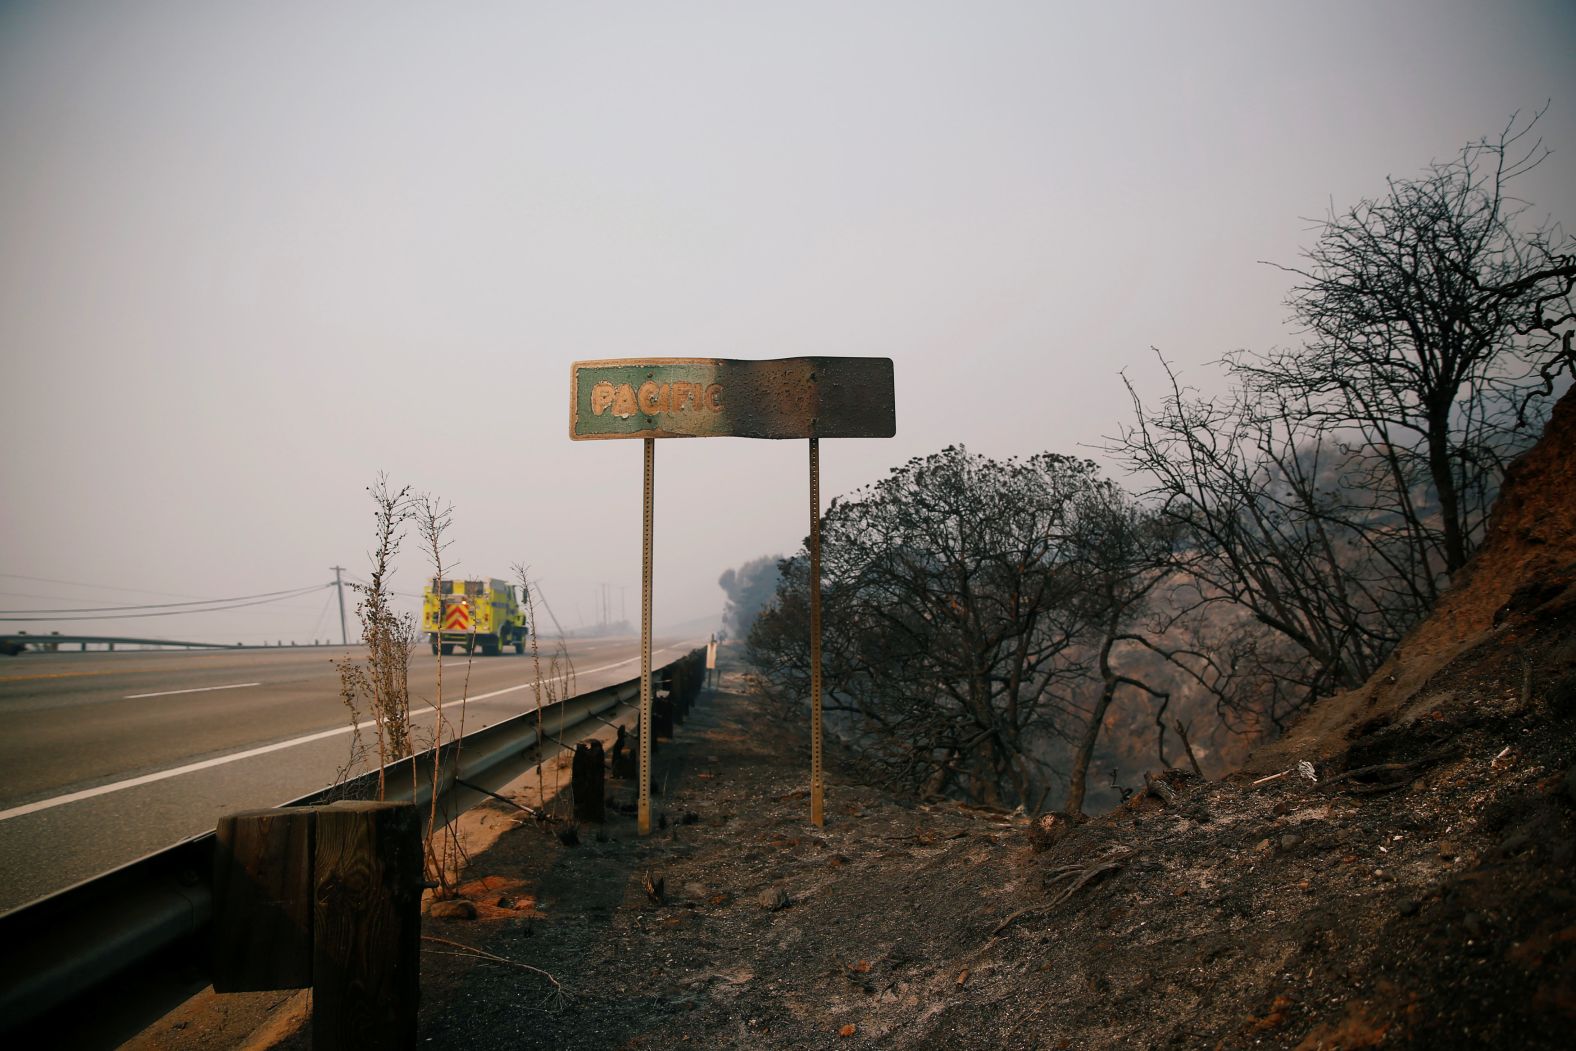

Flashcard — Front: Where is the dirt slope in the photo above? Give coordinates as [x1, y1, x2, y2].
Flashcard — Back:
[1250, 385, 1576, 774]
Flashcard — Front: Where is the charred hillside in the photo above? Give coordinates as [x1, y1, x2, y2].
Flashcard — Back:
[169, 388, 1575, 1050]
[1009, 384, 1576, 1049]
[1250, 383, 1576, 776]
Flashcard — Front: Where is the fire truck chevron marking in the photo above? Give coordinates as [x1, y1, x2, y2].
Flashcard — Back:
[422, 577, 528, 656]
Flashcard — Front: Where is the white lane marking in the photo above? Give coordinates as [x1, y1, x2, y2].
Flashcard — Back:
[408, 646, 679, 711]
[124, 682, 262, 700]
[0, 721, 379, 823]
[0, 642, 697, 822]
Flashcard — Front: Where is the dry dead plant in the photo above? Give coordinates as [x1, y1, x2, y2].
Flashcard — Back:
[335, 479, 477, 894]
[335, 475, 417, 800]
[417, 493, 473, 897]
[515, 564, 551, 815]
[419, 935, 568, 1012]
[514, 564, 579, 823]
[991, 845, 1135, 936]
[327, 718, 372, 801]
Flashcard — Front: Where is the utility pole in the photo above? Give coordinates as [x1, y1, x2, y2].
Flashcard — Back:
[331, 566, 349, 646]
[597, 582, 614, 632]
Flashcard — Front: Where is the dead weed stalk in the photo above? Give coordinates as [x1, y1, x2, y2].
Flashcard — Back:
[335, 475, 417, 800]
[417, 493, 472, 897]
[420, 935, 568, 1011]
[515, 563, 577, 823]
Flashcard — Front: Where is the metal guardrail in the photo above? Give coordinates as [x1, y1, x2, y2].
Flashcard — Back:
[0, 647, 705, 1044]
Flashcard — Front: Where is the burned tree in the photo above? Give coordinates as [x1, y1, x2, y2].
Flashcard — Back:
[1239, 109, 1576, 576]
[1115, 116, 1575, 721]
[1060, 486, 1172, 817]
[1115, 358, 1440, 713]
[751, 447, 1168, 812]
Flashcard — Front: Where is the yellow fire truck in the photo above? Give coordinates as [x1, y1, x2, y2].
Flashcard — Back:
[421, 578, 529, 656]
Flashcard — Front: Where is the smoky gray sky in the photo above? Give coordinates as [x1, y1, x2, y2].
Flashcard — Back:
[2, 1, 1573, 643]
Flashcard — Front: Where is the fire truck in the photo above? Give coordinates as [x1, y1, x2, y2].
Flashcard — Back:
[421, 578, 529, 656]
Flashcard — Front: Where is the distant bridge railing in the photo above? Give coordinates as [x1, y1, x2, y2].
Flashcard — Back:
[0, 634, 349, 654]
[0, 646, 706, 1046]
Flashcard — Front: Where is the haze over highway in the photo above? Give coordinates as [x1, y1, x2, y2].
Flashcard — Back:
[0, 635, 697, 914]
[5, 4, 1571, 646]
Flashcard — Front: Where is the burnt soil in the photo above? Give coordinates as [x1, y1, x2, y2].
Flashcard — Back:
[225, 632, 1570, 1051]
[142, 393, 1576, 1050]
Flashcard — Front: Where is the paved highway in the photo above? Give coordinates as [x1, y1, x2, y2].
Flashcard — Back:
[0, 635, 697, 913]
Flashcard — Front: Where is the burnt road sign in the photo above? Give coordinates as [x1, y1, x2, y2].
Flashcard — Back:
[571, 356, 895, 834]
[569, 357, 895, 440]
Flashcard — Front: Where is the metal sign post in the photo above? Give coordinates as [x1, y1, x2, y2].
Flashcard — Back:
[639, 438, 654, 835]
[808, 437, 824, 826]
[571, 357, 894, 833]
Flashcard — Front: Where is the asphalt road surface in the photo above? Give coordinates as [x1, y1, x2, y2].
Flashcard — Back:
[0, 634, 699, 914]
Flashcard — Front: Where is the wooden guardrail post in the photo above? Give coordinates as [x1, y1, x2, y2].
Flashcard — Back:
[673, 661, 689, 721]
[653, 691, 674, 740]
[610, 724, 637, 779]
[313, 801, 422, 1051]
[213, 801, 422, 1050]
[213, 808, 315, 992]
[571, 740, 606, 823]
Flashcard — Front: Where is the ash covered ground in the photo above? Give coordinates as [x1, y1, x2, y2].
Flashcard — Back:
[140, 389, 1576, 1050]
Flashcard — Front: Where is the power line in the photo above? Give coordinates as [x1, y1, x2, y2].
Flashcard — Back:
[0, 590, 96, 603]
[309, 589, 334, 641]
[0, 572, 216, 601]
[0, 585, 331, 621]
[0, 583, 331, 615]
[343, 570, 424, 600]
